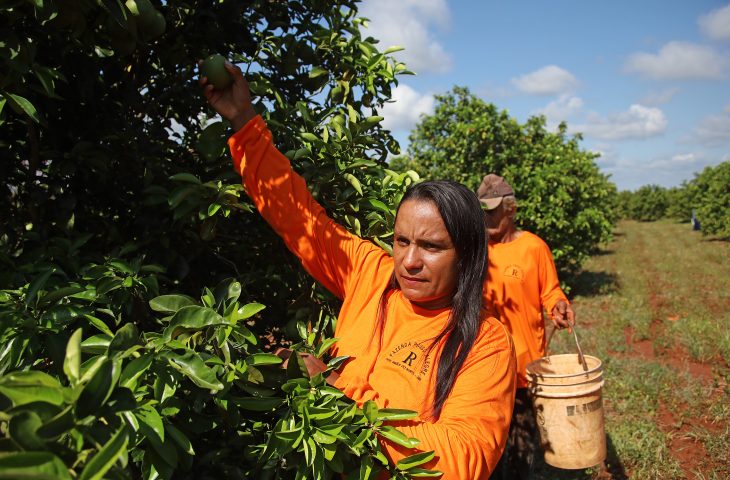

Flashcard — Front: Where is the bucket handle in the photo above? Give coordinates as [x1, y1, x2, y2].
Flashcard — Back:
[546, 323, 589, 372]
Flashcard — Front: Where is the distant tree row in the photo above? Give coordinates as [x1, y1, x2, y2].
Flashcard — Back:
[615, 161, 730, 237]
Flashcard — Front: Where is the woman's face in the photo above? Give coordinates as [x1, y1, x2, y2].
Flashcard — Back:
[393, 199, 458, 309]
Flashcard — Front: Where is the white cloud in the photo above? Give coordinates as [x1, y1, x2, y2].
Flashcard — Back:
[534, 94, 584, 124]
[603, 151, 714, 190]
[380, 84, 434, 131]
[624, 41, 727, 79]
[511, 65, 579, 95]
[699, 4, 730, 40]
[360, 0, 452, 74]
[646, 152, 703, 169]
[573, 104, 667, 140]
[640, 87, 680, 106]
[691, 108, 730, 146]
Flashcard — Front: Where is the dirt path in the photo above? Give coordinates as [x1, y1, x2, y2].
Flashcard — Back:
[601, 222, 729, 479]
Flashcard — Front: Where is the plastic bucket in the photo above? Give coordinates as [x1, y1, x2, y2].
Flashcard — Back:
[526, 353, 606, 469]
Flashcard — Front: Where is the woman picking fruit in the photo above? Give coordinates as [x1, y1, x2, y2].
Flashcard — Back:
[199, 58, 516, 479]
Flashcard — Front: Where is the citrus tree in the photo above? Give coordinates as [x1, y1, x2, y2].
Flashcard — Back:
[617, 184, 669, 222]
[664, 184, 693, 222]
[0, 0, 435, 478]
[688, 161, 730, 238]
[391, 87, 616, 279]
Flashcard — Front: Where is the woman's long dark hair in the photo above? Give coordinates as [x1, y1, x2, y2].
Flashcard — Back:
[375, 180, 487, 419]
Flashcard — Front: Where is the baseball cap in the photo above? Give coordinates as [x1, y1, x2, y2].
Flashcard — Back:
[477, 174, 514, 210]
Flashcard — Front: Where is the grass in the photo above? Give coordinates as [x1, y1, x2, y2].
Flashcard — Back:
[532, 220, 730, 480]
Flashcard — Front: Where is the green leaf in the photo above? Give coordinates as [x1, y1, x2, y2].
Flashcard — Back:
[78, 355, 106, 384]
[169, 173, 201, 184]
[314, 337, 338, 358]
[301, 132, 319, 142]
[377, 425, 420, 448]
[149, 294, 197, 313]
[139, 420, 178, 468]
[363, 400, 378, 424]
[78, 425, 129, 480]
[108, 323, 139, 354]
[306, 406, 338, 421]
[109, 260, 133, 274]
[37, 405, 75, 440]
[9, 410, 45, 450]
[312, 428, 337, 445]
[0, 452, 72, 480]
[344, 173, 363, 196]
[25, 268, 54, 306]
[135, 403, 164, 443]
[63, 328, 82, 385]
[207, 203, 221, 216]
[235, 302, 266, 320]
[364, 115, 384, 125]
[0, 371, 64, 407]
[245, 353, 283, 366]
[358, 455, 375, 480]
[166, 422, 195, 455]
[196, 121, 228, 162]
[286, 351, 309, 379]
[396, 450, 435, 470]
[34, 66, 62, 99]
[404, 467, 443, 477]
[38, 286, 85, 306]
[119, 353, 153, 389]
[2, 92, 41, 123]
[95, 277, 123, 296]
[161, 305, 226, 342]
[351, 428, 371, 449]
[309, 67, 328, 78]
[213, 278, 241, 305]
[76, 357, 117, 418]
[327, 356, 349, 370]
[383, 46, 405, 54]
[164, 350, 223, 391]
[367, 198, 392, 214]
[376, 408, 418, 421]
[80, 334, 112, 354]
[83, 314, 114, 336]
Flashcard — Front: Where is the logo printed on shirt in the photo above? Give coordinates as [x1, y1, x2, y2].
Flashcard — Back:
[385, 341, 432, 381]
[503, 264, 524, 282]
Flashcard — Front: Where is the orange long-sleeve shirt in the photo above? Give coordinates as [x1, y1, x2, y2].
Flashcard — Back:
[228, 116, 516, 479]
[483, 232, 568, 388]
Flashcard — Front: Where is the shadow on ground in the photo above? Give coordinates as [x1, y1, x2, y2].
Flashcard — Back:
[532, 434, 627, 480]
[569, 269, 618, 298]
[702, 235, 730, 243]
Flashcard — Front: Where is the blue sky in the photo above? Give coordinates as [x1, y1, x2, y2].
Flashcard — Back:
[359, 0, 730, 191]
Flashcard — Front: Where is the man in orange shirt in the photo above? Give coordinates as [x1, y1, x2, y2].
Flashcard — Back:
[478, 174, 575, 480]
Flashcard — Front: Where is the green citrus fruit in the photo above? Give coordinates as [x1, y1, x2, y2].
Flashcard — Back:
[201, 54, 233, 90]
[125, 0, 153, 17]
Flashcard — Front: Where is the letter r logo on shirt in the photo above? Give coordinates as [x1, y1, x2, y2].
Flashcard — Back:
[402, 351, 417, 366]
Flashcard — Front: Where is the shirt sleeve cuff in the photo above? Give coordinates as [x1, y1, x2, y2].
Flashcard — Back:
[227, 115, 269, 175]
